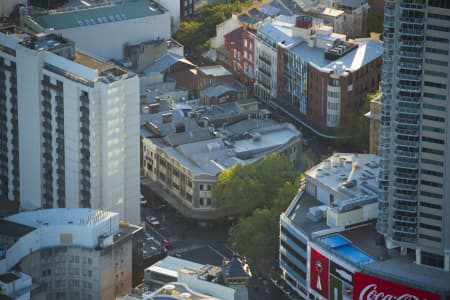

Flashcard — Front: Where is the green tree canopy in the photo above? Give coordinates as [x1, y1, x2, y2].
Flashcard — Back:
[173, 1, 254, 61]
[212, 154, 296, 217]
[228, 174, 302, 269]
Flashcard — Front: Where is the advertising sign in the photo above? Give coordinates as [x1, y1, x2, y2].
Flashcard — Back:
[310, 248, 329, 298]
[353, 273, 440, 300]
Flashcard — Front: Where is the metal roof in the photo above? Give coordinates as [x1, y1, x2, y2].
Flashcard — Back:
[32, 0, 165, 30]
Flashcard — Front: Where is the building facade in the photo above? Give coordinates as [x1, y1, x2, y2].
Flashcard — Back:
[141, 101, 301, 219]
[278, 153, 450, 300]
[21, 0, 171, 60]
[378, 0, 450, 269]
[0, 30, 140, 224]
[224, 27, 256, 87]
[0, 209, 139, 300]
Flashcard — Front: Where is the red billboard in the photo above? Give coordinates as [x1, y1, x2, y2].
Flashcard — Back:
[310, 248, 329, 298]
[353, 273, 440, 300]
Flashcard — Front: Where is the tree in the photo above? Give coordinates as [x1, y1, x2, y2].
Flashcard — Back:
[336, 93, 373, 152]
[367, 9, 384, 34]
[229, 208, 279, 269]
[173, 1, 254, 62]
[212, 154, 296, 217]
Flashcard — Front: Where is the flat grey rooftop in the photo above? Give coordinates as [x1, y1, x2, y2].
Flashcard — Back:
[290, 39, 383, 72]
[288, 192, 329, 237]
[197, 65, 231, 77]
[364, 251, 450, 293]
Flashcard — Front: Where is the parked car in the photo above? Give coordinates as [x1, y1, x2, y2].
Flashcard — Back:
[162, 239, 172, 249]
[146, 216, 160, 228]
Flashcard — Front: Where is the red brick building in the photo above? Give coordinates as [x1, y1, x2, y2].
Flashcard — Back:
[224, 26, 256, 87]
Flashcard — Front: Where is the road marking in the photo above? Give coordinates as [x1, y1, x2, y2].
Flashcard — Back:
[169, 244, 205, 255]
[208, 245, 227, 259]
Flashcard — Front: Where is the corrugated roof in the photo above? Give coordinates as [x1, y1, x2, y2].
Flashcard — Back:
[33, 0, 165, 30]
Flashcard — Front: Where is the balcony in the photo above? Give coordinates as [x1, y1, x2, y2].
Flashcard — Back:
[398, 62, 422, 71]
[399, 2, 425, 10]
[399, 28, 424, 36]
[393, 182, 418, 191]
[399, 17, 424, 25]
[393, 225, 417, 235]
[393, 191, 418, 202]
[392, 203, 417, 213]
[393, 214, 417, 223]
[394, 149, 418, 159]
[396, 83, 421, 92]
[397, 95, 420, 104]
[392, 235, 416, 244]
[394, 160, 418, 170]
[396, 105, 419, 115]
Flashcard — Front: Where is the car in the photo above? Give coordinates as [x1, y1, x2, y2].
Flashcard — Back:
[146, 216, 160, 228]
[162, 239, 172, 249]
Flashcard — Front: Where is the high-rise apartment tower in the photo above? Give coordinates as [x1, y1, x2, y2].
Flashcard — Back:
[378, 0, 450, 269]
[0, 30, 140, 224]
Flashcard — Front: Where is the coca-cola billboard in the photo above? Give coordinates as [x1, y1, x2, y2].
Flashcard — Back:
[310, 248, 329, 298]
[353, 273, 440, 300]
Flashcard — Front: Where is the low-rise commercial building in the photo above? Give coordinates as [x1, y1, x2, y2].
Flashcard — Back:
[254, 15, 382, 137]
[141, 98, 301, 219]
[0, 208, 142, 300]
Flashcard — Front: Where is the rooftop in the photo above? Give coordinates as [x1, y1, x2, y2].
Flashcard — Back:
[29, 0, 166, 30]
[290, 38, 382, 72]
[150, 282, 221, 300]
[143, 53, 195, 75]
[319, 7, 344, 17]
[0, 273, 19, 284]
[197, 65, 232, 77]
[5, 208, 117, 228]
[146, 256, 205, 278]
[335, 0, 367, 8]
[201, 84, 243, 98]
[305, 153, 379, 204]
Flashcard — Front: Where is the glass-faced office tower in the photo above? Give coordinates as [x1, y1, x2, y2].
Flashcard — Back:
[378, 0, 450, 269]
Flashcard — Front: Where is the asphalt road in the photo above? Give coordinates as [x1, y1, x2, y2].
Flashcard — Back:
[140, 186, 290, 300]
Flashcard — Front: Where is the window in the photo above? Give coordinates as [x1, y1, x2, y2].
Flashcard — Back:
[421, 169, 443, 177]
[427, 24, 450, 32]
[424, 70, 448, 78]
[421, 158, 443, 166]
[422, 125, 444, 134]
[426, 36, 449, 43]
[422, 147, 444, 155]
[420, 223, 442, 231]
[420, 179, 443, 188]
[419, 234, 441, 243]
[424, 81, 447, 89]
[420, 190, 443, 199]
[423, 92, 446, 101]
[428, 13, 450, 20]
[425, 58, 448, 67]
[423, 114, 445, 122]
[420, 212, 442, 220]
[421, 136, 444, 145]
[425, 47, 449, 55]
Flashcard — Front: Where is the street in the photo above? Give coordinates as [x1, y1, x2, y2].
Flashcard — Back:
[140, 184, 290, 300]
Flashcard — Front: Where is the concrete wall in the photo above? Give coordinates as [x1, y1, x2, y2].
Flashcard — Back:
[52, 13, 171, 60]
[211, 14, 241, 49]
[0, 0, 25, 17]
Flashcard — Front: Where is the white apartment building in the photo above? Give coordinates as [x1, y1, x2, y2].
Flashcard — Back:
[378, 0, 450, 269]
[21, 0, 171, 60]
[0, 30, 140, 224]
[0, 208, 137, 300]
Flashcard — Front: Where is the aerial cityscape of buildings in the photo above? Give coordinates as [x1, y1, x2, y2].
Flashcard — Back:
[0, 0, 449, 299]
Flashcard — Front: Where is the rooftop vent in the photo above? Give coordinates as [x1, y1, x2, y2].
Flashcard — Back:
[162, 112, 172, 123]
